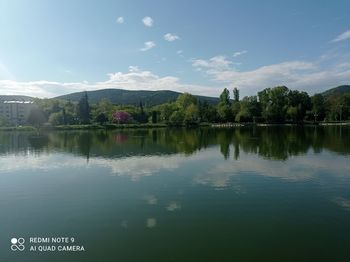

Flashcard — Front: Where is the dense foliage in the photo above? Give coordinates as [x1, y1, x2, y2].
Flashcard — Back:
[8, 85, 350, 127]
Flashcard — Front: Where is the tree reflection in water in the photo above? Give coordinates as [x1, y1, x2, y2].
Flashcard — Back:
[0, 126, 349, 160]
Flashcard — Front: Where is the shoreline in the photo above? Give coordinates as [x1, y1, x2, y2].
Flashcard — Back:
[1, 121, 350, 132]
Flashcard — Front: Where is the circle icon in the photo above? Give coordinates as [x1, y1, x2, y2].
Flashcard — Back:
[11, 238, 18, 244]
[10, 237, 25, 251]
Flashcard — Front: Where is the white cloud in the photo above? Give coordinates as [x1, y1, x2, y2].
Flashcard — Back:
[142, 16, 153, 27]
[233, 50, 248, 57]
[116, 16, 124, 24]
[140, 41, 155, 51]
[191, 55, 350, 96]
[331, 30, 350, 43]
[1, 53, 350, 99]
[0, 66, 218, 98]
[191, 55, 232, 72]
[164, 33, 179, 42]
[177, 50, 183, 54]
[128, 65, 139, 72]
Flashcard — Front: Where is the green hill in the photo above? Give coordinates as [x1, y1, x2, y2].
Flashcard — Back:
[55, 89, 220, 106]
[321, 85, 350, 97]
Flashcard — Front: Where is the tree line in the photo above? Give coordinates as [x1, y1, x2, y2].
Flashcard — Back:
[19, 85, 350, 127]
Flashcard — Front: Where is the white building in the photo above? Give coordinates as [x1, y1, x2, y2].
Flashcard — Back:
[0, 97, 35, 125]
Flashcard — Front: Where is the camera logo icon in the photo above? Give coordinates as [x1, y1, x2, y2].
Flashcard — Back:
[10, 238, 25, 251]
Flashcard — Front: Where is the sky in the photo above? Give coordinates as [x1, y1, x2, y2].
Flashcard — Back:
[0, 0, 349, 98]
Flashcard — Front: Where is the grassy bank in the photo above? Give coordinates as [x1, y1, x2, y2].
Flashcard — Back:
[0, 126, 38, 131]
[1, 121, 349, 132]
[50, 123, 168, 130]
[211, 121, 350, 127]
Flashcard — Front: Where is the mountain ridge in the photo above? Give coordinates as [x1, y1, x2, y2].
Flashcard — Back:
[2, 85, 350, 106]
[55, 88, 220, 106]
[321, 85, 350, 97]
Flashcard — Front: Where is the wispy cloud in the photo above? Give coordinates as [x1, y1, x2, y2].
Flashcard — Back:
[142, 16, 153, 27]
[331, 30, 350, 43]
[1, 54, 350, 99]
[0, 66, 217, 98]
[164, 33, 179, 42]
[233, 50, 248, 57]
[191, 54, 350, 95]
[191, 55, 232, 71]
[177, 50, 184, 58]
[140, 41, 156, 51]
[116, 16, 124, 24]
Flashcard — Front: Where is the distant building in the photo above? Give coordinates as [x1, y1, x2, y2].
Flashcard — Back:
[0, 97, 35, 125]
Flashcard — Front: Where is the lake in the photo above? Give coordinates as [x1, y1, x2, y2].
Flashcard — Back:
[0, 126, 350, 261]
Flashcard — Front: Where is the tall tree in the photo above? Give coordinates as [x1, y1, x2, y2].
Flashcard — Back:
[311, 94, 325, 121]
[176, 93, 198, 108]
[220, 88, 231, 105]
[218, 88, 232, 121]
[258, 86, 289, 122]
[77, 91, 91, 124]
[138, 101, 148, 123]
[233, 87, 239, 102]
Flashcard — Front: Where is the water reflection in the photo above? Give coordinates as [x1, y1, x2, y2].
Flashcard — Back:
[146, 218, 157, 228]
[1, 127, 350, 262]
[166, 201, 181, 212]
[144, 195, 158, 205]
[0, 127, 350, 185]
[1, 126, 350, 160]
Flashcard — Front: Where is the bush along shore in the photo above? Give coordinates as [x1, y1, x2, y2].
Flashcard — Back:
[2, 121, 350, 132]
[1, 85, 350, 129]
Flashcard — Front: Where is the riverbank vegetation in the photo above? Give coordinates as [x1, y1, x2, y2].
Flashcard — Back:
[1, 85, 350, 128]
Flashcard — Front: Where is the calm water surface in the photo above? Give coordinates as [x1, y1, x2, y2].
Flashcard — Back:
[0, 126, 350, 262]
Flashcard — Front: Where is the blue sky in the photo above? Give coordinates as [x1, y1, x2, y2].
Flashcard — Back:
[0, 0, 349, 98]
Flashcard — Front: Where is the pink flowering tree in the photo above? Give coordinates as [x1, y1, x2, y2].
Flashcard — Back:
[112, 111, 131, 124]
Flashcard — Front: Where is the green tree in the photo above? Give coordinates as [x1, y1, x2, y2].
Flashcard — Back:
[286, 90, 311, 122]
[199, 101, 218, 122]
[137, 101, 148, 123]
[77, 91, 91, 124]
[169, 110, 185, 125]
[151, 111, 158, 123]
[220, 88, 231, 105]
[286, 106, 298, 122]
[159, 103, 177, 122]
[326, 94, 350, 121]
[311, 94, 325, 121]
[258, 86, 289, 122]
[235, 96, 260, 122]
[217, 88, 232, 122]
[27, 107, 47, 127]
[48, 111, 64, 126]
[233, 87, 239, 102]
[184, 103, 199, 124]
[176, 93, 198, 108]
[95, 112, 108, 125]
